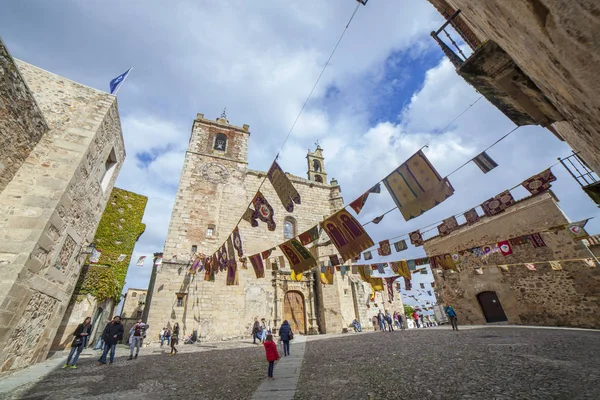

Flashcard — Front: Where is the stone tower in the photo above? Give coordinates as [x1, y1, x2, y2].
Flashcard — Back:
[306, 145, 327, 183]
[162, 113, 251, 259]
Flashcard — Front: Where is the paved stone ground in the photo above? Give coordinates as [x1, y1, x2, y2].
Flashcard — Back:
[296, 326, 600, 400]
[1, 341, 268, 400]
[1, 326, 599, 400]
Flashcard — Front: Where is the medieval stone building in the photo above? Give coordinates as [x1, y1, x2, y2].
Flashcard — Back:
[423, 192, 600, 329]
[146, 113, 403, 341]
[426, 0, 600, 199]
[0, 38, 125, 371]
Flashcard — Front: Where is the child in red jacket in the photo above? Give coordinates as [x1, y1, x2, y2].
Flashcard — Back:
[263, 334, 280, 379]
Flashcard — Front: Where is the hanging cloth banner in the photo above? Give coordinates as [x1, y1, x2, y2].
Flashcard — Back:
[383, 150, 455, 221]
[498, 240, 513, 256]
[340, 265, 348, 278]
[291, 270, 304, 282]
[349, 183, 381, 215]
[267, 161, 301, 212]
[394, 240, 408, 252]
[261, 249, 273, 260]
[377, 240, 391, 256]
[371, 215, 385, 224]
[509, 236, 529, 246]
[89, 248, 102, 264]
[218, 243, 228, 271]
[472, 151, 498, 174]
[357, 265, 372, 283]
[404, 276, 412, 291]
[251, 191, 276, 231]
[464, 208, 480, 225]
[226, 261, 239, 286]
[363, 251, 373, 260]
[136, 256, 146, 267]
[322, 208, 375, 261]
[567, 219, 590, 240]
[430, 254, 456, 270]
[525, 263, 537, 271]
[389, 261, 399, 274]
[227, 236, 237, 270]
[212, 253, 219, 275]
[399, 260, 411, 279]
[410, 230, 424, 247]
[529, 233, 547, 248]
[249, 254, 265, 278]
[351, 265, 358, 274]
[279, 238, 317, 274]
[370, 277, 384, 292]
[299, 225, 320, 246]
[521, 168, 557, 196]
[240, 257, 248, 270]
[329, 254, 341, 266]
[376, 263, 387, 274]
[320, 266, 334, 284]
[204, 258, 214, 281]
[232, 227, 244, 257]
[438, 216, 459, 236]
[481, 190, 516, 217]
[550, 261, 563, 270]
[242, 208, 254, 225]
[385, 277, 399, 301]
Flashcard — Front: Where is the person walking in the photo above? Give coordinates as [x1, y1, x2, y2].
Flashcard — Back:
[278, 320, 293, 357]
[252, 318, 261, 344]
[260, 318, 269, 343]
[159, 327, 165, 347]
[164, 328, 171, 346]
[412, 311, 420, 328]
[377, 310, 386, 332]
[419, 312, 426, 328]
[263, 334, 280, 380]
[398, 313, 405, 331]
[128, 319, 147, 360]
[170, 323, 180, 356]
[98, 316, 124, 365]
[385, 311, 394, 332]
[445, 305, 459, 331]
[63, 317, 92, 369]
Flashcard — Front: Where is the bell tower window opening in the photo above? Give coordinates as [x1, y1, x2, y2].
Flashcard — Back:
[214, 133, 227, 151]
[283, 217, 296, 240]
[314, 174, 323, 183]
[313, 159, 322, 172]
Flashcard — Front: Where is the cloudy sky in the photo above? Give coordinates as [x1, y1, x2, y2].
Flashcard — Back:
[2, 0, 598, 301]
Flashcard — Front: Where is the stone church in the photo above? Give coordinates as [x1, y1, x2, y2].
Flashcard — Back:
[146, 113, 403, 341]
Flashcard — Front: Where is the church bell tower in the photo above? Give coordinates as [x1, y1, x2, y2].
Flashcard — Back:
[306, 144, 327, 184]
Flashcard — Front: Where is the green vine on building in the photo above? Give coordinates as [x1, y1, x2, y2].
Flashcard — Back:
[74, 187, 148, 302]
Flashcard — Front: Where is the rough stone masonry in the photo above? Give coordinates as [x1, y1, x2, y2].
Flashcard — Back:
[0, 38, 125, 372]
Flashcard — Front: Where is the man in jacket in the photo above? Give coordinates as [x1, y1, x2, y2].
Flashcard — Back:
[98, 316, 124, 365]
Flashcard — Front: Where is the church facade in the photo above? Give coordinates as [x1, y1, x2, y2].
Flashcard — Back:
[146, 113, 403, 341]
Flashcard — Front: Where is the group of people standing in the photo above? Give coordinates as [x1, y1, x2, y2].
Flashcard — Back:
[372, 310, 405, 332]
[159, 323, 180, 355]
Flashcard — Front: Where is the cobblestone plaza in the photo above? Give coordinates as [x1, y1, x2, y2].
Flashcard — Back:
[1, 326, 598, 399]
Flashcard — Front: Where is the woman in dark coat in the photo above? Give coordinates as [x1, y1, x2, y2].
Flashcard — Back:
[63, 317, 92, 369]
[278, 320, 293, 357]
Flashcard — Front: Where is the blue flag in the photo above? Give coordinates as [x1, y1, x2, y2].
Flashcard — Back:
[109, 68, 131, 94]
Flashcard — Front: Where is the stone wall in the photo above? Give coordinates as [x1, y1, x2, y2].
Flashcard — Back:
[0, 38, 48, 192]
[423, 192, 600, 329]
[429, 0, 600, 173]
[148, 114, 374, 340]
[0, 57, 125, 371]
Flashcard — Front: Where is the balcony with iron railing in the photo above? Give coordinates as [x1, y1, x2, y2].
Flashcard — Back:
[558, 152, 600, 206]
[431, 10, 565, 128]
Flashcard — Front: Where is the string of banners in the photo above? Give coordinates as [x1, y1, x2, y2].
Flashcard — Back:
[177, 150, 584, 287]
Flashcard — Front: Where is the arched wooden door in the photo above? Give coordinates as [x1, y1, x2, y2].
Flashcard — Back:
[283, 291, 306, 334]
[477, 291, 508, 323]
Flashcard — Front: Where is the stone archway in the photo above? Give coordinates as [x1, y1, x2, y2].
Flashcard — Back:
[477, 291, 508, 323]
[283, 291, 306, 334]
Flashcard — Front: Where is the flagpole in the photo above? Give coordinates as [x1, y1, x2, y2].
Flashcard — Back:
[113, 66, 133, 96]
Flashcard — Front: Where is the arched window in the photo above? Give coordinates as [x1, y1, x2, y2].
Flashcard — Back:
[314, 174, 323, 183]
[312, 159, 322, 172]
[283, 217, 296, 240]
[214, 133, 227, 151]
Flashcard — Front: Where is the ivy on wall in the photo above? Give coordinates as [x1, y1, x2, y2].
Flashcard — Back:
[74, 187, 148, 302]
